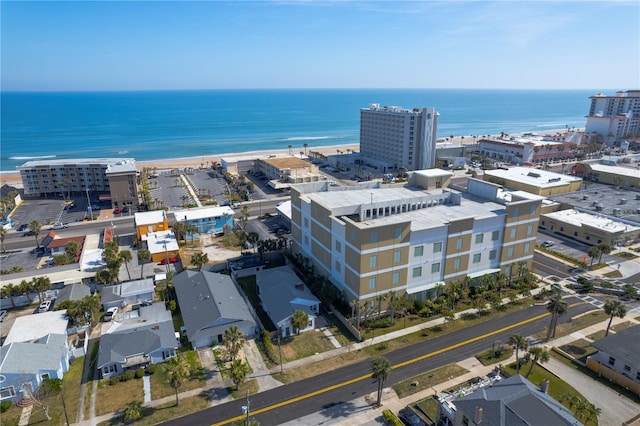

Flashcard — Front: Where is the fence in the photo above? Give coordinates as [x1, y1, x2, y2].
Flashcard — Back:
[329, 304, 362, 342]
[586, 358, 640, 396]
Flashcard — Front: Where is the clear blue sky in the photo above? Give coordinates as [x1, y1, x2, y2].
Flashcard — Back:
[2, 1, 638, 91]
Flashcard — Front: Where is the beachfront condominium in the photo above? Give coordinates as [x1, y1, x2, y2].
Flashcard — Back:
[18, 158, 139, 209]
[585, 90, 640, 146]
[290, 171, 543, 304]
[360, 104, 439, 172]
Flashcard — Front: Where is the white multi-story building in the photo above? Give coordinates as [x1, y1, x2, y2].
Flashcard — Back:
[585, 90, 640, 146]
[290, 170, 543, 303]
[360, 104, 439, 172]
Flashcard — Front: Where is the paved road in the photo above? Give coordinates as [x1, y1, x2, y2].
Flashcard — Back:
[162, 299, 594, 426]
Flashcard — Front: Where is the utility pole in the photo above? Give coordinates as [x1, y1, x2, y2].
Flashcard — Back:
[241, 390, 250, 426]
[278, 334, 283, 374]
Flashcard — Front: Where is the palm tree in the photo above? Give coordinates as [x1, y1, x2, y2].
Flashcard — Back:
[161, 355, 191, 406]
[29, 220, 42, 248]
[371, 357, 391, 406]
[191, 251, 209, 271]
[587, 246, 601, 267]
[0, 227, 6, 253]
[32, 276, 51, 304]
[223, 326, 245, 361]
[123, 400, 144, 423]
[229, 359, 251, 391]
[376, 292, 387, 320]
[291, 310, 310, 334]
[525, 347, 550, 378]
[510, 334, 529, 374]
[597, 243, 611, 264]
[172, 222, 187, 243]
[387, 291, 401, 325]
[119, 250, 133, 281]
[303, 143, 308, 156]
[546, 291, 568, 341]
[603, 300, 627, 336]
[137, 249, 151, 279]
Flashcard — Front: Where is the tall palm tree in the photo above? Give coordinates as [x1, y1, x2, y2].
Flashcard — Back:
[191, 251, 209, 271]
[137, 249, 151, 279]
[119, 250, 133, 281]
[546, 291, 568, 341]
[223, 326, 245, 361]
[291, 310, 309, 334]
[587, 246, 601, 267]
[161, 355, 191, 406]
[510, 334, 529, 374]
[303, 143, 308, 156]
[597, 243, 611, 264]
[603, 300, 627, 336]
[525, 347, 550, 378]
[371, 357, 391, 406]
[229, 359, 251, 391]
[387, 291, 401, 325]
[376, 293, 387, 320]
[29, 220, 42, 249]
[0, 226, 6, 253]
[32, 276, 51, 304]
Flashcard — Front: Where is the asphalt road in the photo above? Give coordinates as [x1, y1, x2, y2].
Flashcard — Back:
[162, 299, 593, 426]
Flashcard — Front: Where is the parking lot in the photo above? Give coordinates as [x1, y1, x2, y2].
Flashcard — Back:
[9, 195, 111, 232]
[536, 230, 618, 266]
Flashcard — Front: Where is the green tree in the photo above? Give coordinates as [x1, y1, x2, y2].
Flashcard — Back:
[119, 250, 133, 281]
[597, 243, 611, 264]
[291, 310, 310, 334]
[0, 227, 6, 253]
[375, 292, 388, 320]
[525, 347, 550, 378]
[161, 355, 191, 406]
[546, 291, 568, 341]
[510, 334, 529, 374]
[229, 359, 251, 391]
[65, 241, 80, 259]
[587, 246, 601, 267]
[603, 299, 627, 337]
[123, 400, 144, 423]
[29, 220, 42, 248]
[223, 326, 245, 361]
[371, 357, 391, 406]
[95, 268, 113, 285]
[191, 251, 209, 271]
[137, 248, 152, 279]
[32, 276, 51, 303]
[241, 205, 250, 229]
[172, 222, 187, 243]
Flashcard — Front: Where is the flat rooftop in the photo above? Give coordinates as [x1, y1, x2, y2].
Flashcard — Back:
[178, 206, 234, 222]
[587, 162, 640, 178]
[146, 230, 179, 255]
[261, 156, 311, 170]
[542, 209, 640, 233]
[4, 310, 68, 344]
[549, 184, 640, 224]
[19, 158, 135, 169]
[484, 167, 581, 188]
[480, 137, 564, 148]
[135, 210, 167, 226]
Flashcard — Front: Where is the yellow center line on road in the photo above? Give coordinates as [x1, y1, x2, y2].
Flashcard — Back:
[212, 302, 584, 426]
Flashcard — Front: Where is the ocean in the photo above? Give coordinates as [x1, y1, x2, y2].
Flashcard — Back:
[0, 89, 595, 173]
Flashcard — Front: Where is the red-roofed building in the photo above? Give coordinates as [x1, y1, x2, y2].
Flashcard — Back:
[47, 236, 85, 263]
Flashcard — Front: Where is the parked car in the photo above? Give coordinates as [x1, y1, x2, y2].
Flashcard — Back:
[122, 206, 129, 213]
[0, 310, 7, 322]
[38, 300, 52, 313]
[16, 224, 28, 232]
[23, 230, 35, 237]
[113, 208, 122, 214]
[541, 240, 555, 248]
[103, 307, 118, 322]
[50, 223, 69, 230]
[398, 407, 426, 426]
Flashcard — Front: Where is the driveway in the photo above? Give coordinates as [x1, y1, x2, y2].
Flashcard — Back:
[544, 356, 639, 425]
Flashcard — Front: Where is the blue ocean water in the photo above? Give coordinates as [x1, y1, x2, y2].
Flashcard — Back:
[1, 89, 594, 172]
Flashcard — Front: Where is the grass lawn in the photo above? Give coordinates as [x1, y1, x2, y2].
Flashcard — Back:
[476, 347, 514, 366]
[602, 270, 623, 278]
[615, 251, 638, 260]
[324, 312, 359, 347]
[98, 393, 211, 426]
[279, 329, 337, 362]
[147, 349, 208, 400]
[95, 377, 145, 416]
[228, 378, 259, 399]
[393, 364, 469, 398]
[532, 310, 608, 341]
[558, 339, 598, 363]
[413, 397, 439, 425]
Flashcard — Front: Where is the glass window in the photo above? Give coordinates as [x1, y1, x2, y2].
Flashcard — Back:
[513, 207, 520, 218]
[489, 249, 497, 260]
[0, 386, 16, 399]
[396, 227, 403, 239]
[412, 267, 422, 278]
[492, 230, 499, 241]
[473, 253, 481, 263]
[527, 224, 533, 235]
[369, 278, 376, 289]
[454, 258, 461, 270]
[524, 243, 530, 253]
[394, 250, 401, 263]
[507, 247, 514, 257]
[431, 262, 440, 273]
[510, 228, 517, 239]
[335, 261, 341, 272]
[414, 246, 424, 257]
[433, 242, 442, 253]
[530, 205, 536, 215]
[392, 272, 400, 284]
[475, 234, 484, 244]
[369, 255, 377, 268]
[456, 238, 463, 250]
[335, 241, 341, 253]
[370, 231, 378, 244]
[304, 218, 309, 228]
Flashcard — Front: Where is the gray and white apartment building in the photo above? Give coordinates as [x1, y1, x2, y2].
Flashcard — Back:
[585, 90, 640, 145]
[360, 104, 439, 172]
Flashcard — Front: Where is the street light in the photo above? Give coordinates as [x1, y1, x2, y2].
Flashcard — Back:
[241, 390, 250, 426]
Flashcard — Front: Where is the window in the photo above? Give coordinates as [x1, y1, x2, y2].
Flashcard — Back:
[335, 261, 341, 272]
[454, 258, 461, 270]
[396, 227, 403, 239]
[414, 246, 424, 257]
[492, 230, 499, 241]
[412, 267, 422, 278]
[394, 250, 401, 263]
[41, 373, 50, 380]
[370, 231, 378, 244]
[335, 241, 341, 253]
[433, 242, 442, 253]
[431, 262, 440, 273]
[368, 278, 376, 289]
[0, 386, 16, 399]
[304, 218, 309, 228]
[505, 265, 511, 276]
[369, 255, 377, 268]
[624, 364, 631, 372]
[513, 207, 520, 218]
[489, 250, 497, 260]
[608, 357, 616, 366]
[524, 243, 530, 253]
[473, 253, 481, 263]
[527, 224, 533, 235]
[456, 238, 463, 250]
[475, 234, 484, 244]
[636, 372, 640, 381]
[530, 205, 536, 215]
[510, 228, 517, 239]
[392, 272, 400, 284]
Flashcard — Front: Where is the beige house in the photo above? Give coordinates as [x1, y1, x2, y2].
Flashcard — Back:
[255, 156, 320, 188]
[483, 167, 582, 196]
[290, 173, 543, 304]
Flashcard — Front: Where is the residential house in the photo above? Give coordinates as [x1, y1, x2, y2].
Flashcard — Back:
[176, 206, 234, 236]
[134, 210, 169, 242]
[437, 374, 583, 426]
[145, 230, 180, 264]
[587, 324, 640, 396]
[53, 283, 92, 309]
[97, 304, 178, 378]
[173, 270, 256, 349]
[46, 235, 85, 261]
[256, 266, 320, 337]
[101, 278, 155, 311]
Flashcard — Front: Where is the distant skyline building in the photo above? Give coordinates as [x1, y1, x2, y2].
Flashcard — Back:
[360, 104, 439, 172]
[585, 90, 640, 146]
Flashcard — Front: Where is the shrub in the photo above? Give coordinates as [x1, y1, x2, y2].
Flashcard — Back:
[382, 409, 403, 426]
[108, 376, 119, 386]
[146, 364, 156, 375]
[0, 400, 12, 413]
[122, 370, 136, 381]
[135, 368, 145, 379]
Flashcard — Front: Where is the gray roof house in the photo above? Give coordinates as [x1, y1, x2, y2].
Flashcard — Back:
[174, 270, 256, 349]
[0, 333, 69, 404]
[97, 304, 178, 378]
[256, 266, 320, 337]
[101, 278, 154, 310]
[437, 374, 582, 426]
[53, 283, 92, 309]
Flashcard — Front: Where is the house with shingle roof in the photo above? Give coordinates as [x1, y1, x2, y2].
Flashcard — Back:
[97, 304, 178, 378]
[100, 278, 154, 311]
[173, 270, 256, 349]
